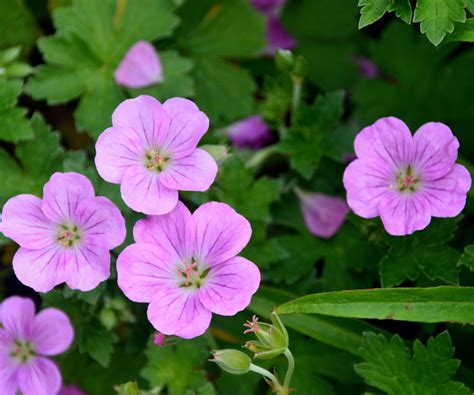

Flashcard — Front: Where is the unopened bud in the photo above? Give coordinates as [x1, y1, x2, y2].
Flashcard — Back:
[211, 349, 251, 375]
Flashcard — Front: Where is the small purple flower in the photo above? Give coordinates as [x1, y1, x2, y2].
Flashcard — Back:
[95, 96, 218, 215]
[0, 172, 126, 292]
[117, 201, 260, 339]
[59, 385, 86, 395]
[251, 0, 286, 16]
[296, 189, 349, 239]
[265, 17, 296, 55]
[225, 115, 272, 149]
[354, 56, 380, 79]
[114, 41, 163, 89]
[343, 117, 472, 236]
[0, 296, 74, 395]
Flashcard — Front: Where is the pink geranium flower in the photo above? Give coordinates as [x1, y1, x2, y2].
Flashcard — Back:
[225, 115, 272, 149]
[0, 172, 126, 292]
[114, 41, 163, 89]
[343, 117, 472, 236]
[296, 189, 349, 238]
[59, 385, 86, 395]
[117, 201, 260, 339]
[95, 96, 218, 215]
[0, 296, 74, 395]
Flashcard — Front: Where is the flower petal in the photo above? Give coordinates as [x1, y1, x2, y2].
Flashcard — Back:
[354, 117, 412, 170]
[76, 197, 126, 250]
[114, 41, 163, 89]
[193, 202, 252, 265]
[226, 115, 272, 149]
[13, 246, 69, 293]
[133, 201, 194, 262]
[148, 288, 212, 339]
[95, 126, 144, 183]
[265, 17, 296, 55]
[17, 357, 61, 395]
[112, 95, 170, 148]
[412, 122, 460, 180]
[32, 308, 74, 356]
[422, 164, 472, 217]
[161, 98, 210, 158]
[343, 159, 390, 218]
[199, 257, 260, 316]
[42, 172, 95, 224]
[1, 296, 35, 340]
[117, 243, 176, 303]
[1, 195, 55, 249]
[160, 148, 218, 192]
[65, 240, 111, 291]
[0, 356, 18, 395]
[297, 190, 349, 239]
[379, 192, 431, 236]
[120, 166, 178, 215]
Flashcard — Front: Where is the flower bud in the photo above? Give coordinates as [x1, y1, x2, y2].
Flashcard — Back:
[211, 349, 251, 375]
[275, 49, 294, 72]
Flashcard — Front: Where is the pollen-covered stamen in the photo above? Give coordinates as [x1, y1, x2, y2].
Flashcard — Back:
[144, 148, 170, 172]
[10, 340, 35, 363]
[57, 223, 81, 247]
[178, 260, 210, 289]
[243, 315, 261, 334]
[394, 166, 420, 192]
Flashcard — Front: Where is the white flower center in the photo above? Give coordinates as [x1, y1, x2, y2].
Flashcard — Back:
[57, 223, 81, 247]
[10, 340, 35, 363]
[177, 260, 210, 289]
[393, 166, 421, 193]
[144, 148, 170, 172]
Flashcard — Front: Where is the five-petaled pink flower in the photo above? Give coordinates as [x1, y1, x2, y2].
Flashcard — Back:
[95, 96, 218, 215]
[296, 189, 349, 239]
[114, 41, 163, 89]
[0, 296, 74, 395]
[0, 172, 126, 292]
[343, 117, 471, 236]
[225, 115, 272, 149]
[117, 201, 260, 339]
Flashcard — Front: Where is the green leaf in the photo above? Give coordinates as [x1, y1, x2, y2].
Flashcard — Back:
[192, 57, 257, 122]
[0, 79, 32, 142]
[79, 324, 118, 368]
[279, 91, 344, 179]
[358, 0, 392, 29]
[249, 286, 388, 356]
[445, 18, 474, 42]
[458, 244, 474, 271]
[277, 286, 474, 325]
[380, 217, 461, 287]
[26, 0, 179, 137]
[141, 337, 211, 395]
[0, 0, 39, 50]
[115, 381, 140, 395]
[414, 0, 467, 45]
[388, 0, 413, 24]
[355, 331, 471, 394]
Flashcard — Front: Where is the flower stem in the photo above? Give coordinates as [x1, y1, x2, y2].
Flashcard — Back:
[291, 75, 303, 124]
[249, 363, 280, 389]
[283, 348, 295, 391]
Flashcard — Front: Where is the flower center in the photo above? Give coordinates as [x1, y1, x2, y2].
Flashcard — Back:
[394, 166, 420, 193]
[10, 340, 35, 363]
[57, 223, 81, 247]
[144, 149, 170, 172]
[177, 260, 210, 289]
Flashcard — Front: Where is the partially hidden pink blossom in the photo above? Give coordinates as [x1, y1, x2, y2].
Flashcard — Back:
[296, 189, 349, 239]
[354, 56, 379, 78]
[225, 115, 272, 149]
[0, 296, 74, 395]
[0, 172, 126, 292]
[265, 17, 296, 55]
[59, 385, 86, 395]
[95, 96, 218, 215]
[343, 117, 472, 236]
[114, 41, 163, 89]
[117, 201, 260, 339]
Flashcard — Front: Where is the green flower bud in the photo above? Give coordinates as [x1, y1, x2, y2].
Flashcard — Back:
[275, 49, 294, 72]
[211, 349, 251, 375]
[243, 315, 289, 359]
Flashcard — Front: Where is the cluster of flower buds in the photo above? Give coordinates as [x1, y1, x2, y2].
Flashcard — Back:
[211, 311, 294, 395]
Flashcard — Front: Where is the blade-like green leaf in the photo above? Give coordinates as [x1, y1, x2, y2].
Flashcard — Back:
[277, 286, 474, 324]
[249, 287, 387, 356]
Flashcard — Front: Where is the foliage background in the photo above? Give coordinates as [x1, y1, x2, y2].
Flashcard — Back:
[1, 0, 474, 394]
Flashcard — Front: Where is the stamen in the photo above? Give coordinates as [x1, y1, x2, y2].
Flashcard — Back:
[243, 315, 261, 334]
[144, 148, 170, 172]
[57, 223, 81, 247]
[177, 260, 209, 289]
